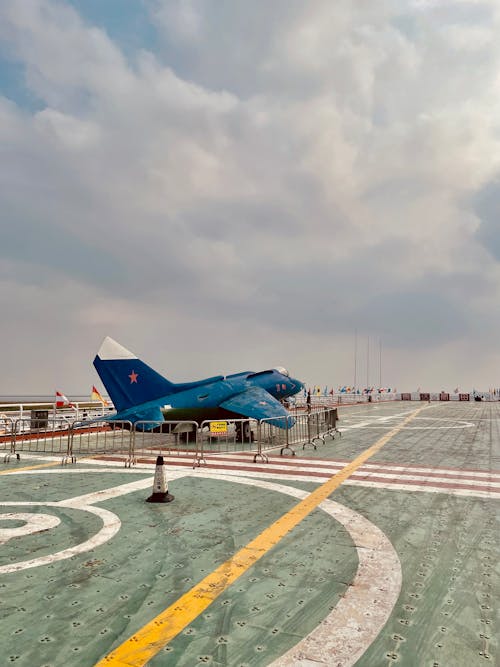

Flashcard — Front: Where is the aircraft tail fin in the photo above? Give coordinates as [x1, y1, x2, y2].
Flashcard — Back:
[93, 337, 177, 412]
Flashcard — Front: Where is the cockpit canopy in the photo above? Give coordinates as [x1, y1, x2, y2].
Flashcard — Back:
[274, 367, 289, 377]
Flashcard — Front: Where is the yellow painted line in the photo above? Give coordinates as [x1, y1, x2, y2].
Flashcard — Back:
[0, 461, 61, 474]
[96, 405, 426, 667]
[0, 453, 104, 475]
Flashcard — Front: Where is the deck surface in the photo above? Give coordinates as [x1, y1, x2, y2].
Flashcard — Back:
[0, 401, 499, 666]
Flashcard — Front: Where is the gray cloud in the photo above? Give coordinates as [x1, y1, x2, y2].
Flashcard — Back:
[473, 179, 500, 260]
[2, 0, 500, 392]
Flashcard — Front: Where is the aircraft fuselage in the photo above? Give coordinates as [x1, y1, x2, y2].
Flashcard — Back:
[93, 337, 303, 430]
[112, 369, 301, 426]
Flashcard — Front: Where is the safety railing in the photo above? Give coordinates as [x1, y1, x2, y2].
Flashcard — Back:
[1, 416, 15, 462]
[293, 393, 391, 409]
[132, 420, 199, 467]
[63, 421, 133, 465]
[6, 418, 76, 461]
[254, 408, 340, 461]
[194, 418, 256, 466]
[0, 418, 133, 466]
[0, 409, 341, 468]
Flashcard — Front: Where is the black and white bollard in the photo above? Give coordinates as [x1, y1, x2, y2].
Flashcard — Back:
[146, 455, 174, 503]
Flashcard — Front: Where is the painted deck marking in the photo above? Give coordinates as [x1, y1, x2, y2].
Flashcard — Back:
[0, 461, 61, 474]
[0, 454, 104, 476]
[95, 405, 425, 667]
[0, 503, 122, 575]
[0, 512, 61, 545]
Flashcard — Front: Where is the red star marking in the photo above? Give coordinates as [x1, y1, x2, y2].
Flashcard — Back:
[129, 370, 138, 384]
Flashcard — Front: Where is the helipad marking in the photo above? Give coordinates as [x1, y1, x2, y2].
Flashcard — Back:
[192, 475, 403, 667]
[346, 417, 474, 431]
[340, 412, 473, 431]
[0, 472, 192, 574]
[95, 405, 425, 667]
[0, 512, 61, 544]
[0, 469, 401, 666]
[0, 503, 122, 575]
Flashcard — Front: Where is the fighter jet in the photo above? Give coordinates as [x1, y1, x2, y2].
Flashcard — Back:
[93, 337, 303, 433]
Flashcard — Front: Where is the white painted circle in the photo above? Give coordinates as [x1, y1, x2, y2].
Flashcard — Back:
[0, 512, 61, 544]
[200, 473, 402, 667]
[343, 417, 474, 431]
[1, 468, 400, 666]
[0, 503, 121, 574]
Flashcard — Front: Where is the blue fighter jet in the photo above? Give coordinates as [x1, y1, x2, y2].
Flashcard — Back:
[93, 337, 303, 434]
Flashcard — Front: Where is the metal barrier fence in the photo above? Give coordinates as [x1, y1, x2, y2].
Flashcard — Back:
[196, 418, 256, 466]
[1, 416, 15, 461]
[256, 409, 340, 461]
[0, 409, 341, 467]
[0, 419, 135, 465]
[294, 393, 398, 409]
[132, 420, 199, 467]
[64, 421, 134, 465]
[2, 418, 79, 462]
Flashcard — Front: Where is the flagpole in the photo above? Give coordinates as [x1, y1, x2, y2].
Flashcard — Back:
[379, 338, 382, 389]
[354, 328, 357, 394]
[366, 337, 369, 390]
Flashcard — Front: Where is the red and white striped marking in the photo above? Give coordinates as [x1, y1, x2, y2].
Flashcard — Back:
[119, 451, 500, 500]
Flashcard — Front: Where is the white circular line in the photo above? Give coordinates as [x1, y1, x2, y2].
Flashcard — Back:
[355, 424, 473, 430]
[343, 418, 474, 431]
[199, 473, 402, 667]
[0, 503, 121, 574]
[0, 512, 61, 544]
[1, 469, 401, 665]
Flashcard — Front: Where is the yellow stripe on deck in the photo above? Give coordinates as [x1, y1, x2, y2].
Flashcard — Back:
[0, 454, 103, 475]
[0, 461, 61, 474]
[96, 405, 426, 667]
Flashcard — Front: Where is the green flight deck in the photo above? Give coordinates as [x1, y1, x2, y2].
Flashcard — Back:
[0, 401, 498, 666]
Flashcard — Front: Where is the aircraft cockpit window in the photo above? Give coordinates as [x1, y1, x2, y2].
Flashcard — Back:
[274, 367, 289, 377]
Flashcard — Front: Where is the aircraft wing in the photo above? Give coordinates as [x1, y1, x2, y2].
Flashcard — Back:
[220, 387, 294, 428]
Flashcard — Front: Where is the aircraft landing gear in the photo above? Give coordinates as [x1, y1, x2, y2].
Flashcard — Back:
[235, 421, 253, 443]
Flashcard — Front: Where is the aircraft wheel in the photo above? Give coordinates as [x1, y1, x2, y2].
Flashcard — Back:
[235, 421, 252, 443]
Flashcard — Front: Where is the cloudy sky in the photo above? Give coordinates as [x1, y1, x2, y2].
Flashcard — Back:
[1, 0, 500, 395]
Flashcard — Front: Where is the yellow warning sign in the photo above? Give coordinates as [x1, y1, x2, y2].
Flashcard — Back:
[209, 421, 228, 434]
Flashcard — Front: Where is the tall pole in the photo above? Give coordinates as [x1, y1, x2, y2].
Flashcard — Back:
[354, 329, 357, 393]
[379, 339, 382, 389]
[366, 336, 369, 390]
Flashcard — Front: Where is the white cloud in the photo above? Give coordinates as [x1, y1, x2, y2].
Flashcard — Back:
[35, 108, 100, 148]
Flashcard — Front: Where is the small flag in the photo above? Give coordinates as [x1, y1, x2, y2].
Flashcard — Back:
[56, 391, 75, 408]
[91, 385, 109, 406]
